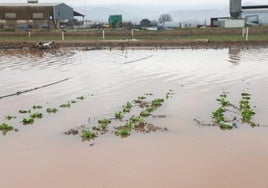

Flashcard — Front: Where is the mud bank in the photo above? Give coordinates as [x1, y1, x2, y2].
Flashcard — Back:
[1, 40, 268, 50]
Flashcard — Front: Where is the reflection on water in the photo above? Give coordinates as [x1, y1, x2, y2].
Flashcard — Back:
[228, 47, 241, 64]
[1, 48, 268, 188]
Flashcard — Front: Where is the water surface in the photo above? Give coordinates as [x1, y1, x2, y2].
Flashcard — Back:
[0, 48, 268, 188]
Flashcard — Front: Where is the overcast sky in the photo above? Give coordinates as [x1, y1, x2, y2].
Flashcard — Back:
[3, 0, 268, 8]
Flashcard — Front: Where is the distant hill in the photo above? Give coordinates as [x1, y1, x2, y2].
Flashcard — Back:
[74, 4, 229, 24]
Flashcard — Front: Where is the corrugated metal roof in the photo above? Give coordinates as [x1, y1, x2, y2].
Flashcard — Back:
[0, 3, 63, 7]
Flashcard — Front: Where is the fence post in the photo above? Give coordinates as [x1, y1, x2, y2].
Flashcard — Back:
[102, 29, 105, 39]
[28, 31, 31, 38]
[246, 27, 249, 41]
[131, 29, 134, 39]
[61, 31, 65, 41]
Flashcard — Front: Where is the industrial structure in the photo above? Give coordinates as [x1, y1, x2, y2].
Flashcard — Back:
[0, 1, 84, 29]
[211, 0, 268, 27]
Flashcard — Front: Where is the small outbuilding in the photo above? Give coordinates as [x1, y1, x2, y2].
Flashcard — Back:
[0, 2, 84, 29]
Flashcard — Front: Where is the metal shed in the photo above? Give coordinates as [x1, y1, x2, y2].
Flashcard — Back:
[0, 3, 83, 29]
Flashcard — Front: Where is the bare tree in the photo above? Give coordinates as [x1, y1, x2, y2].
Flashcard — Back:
[158, 14, 172, 24]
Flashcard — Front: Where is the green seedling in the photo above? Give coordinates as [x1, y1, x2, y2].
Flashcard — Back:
[138, 96, 146, 100]
[212, 107, 225, 123]
[81, 130, 97, 141]
[5, 115, 17, 120]
[33, 105, 42, 109]
[71, 100, 77, 103]
[133, 99, 142, 104]
[98, 118, 111, 126]
[19, 110, 31, 114]
[123, 102, 132, 113]
[146, 107, 156, 113]
[114, 111, 124, 120]
[249, 121, 259, 128]
[22, 118, 34, 125]
[219, 122, 233, 130]
[240, 99, 250, 109]
[140, 110, 151, 117]
[126, 101, 132, 109]
[60, 103, 71, 108]
[0, 123, 14, 135]
[220, 92, 227, 98]
[123, 107, 131, 113]
[114, 128, 131, 137]
[151, 98, 165, 107]
[30, 113, 43, 119]
[241, 108, 255, 121]
[217, 98, 230, 106]
[241, 93, 250, 97]
[76, 96, 84, 100]
[92, 124, 107, 131]
[124, 121, 136, 129]
[130, 116, 144, 123]
[47, 108, 58, 113]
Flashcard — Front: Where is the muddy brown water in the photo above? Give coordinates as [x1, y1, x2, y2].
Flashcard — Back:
[0, 48, 268, 188]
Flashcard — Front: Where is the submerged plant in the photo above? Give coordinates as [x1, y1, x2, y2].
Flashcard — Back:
[239, 92, 258, 127]
[5, 115, 17, 120]
[114, 128, 131, 137]
[47, 108, 58, 113]
[22, 118, 34, 125]
[129, 116, 144, 124]
[98, 118, 111, 126]
[0, 123, 14, 135]
[140, 110, 151, 117]
[81, 130, 96, 141]
[59, 103, 71, 108]
[114, 111, 124, 120]
[123, 107, 131, 113]
[240, 99, 250, 109]
[122, 101, 133, 113]
[76, 96, 84, 100]
[138, 96, 146, 100]
[219, 122, 233, 130]
[33, 105, 42, 109]
[151, 98, 165, 107]
[212, 107, 225, 123]
[146, 107, 156, 113]
[30, 113, 43, 119]
[19, 110, 31, 114]
[241, 108, 255, 122]
[92, 124, 107, 131]
[124, 121, 136, 129]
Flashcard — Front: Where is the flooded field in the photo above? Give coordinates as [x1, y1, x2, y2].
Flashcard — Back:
[1, 48, 268, 188]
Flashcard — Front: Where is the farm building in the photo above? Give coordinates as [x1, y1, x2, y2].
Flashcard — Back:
[241, 5, 268, 25]
[0, 2, 84, 29]
[211, 0, 268, 27]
